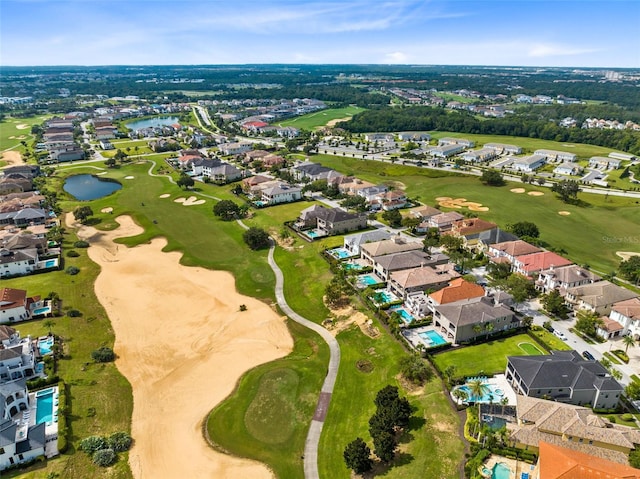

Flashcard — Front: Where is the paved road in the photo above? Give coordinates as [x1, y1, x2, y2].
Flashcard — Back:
[236, 220, 341, 479]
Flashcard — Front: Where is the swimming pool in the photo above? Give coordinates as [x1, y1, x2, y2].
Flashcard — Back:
[35, 388, 56, 425]
[370, 290, 398, 305]
[389, 305, 415, 324]
[38, 336, 54, 355]
[343, 263, 364, 272]
[32, 306, 51, 316]
[44, 259, 57, 268]
[484, 462, 511, 479]
[418, 330, 448, 347]
[359, 274, 381, 286]
[305, 230, 320, 239]
[482, 414, 507, 430]
[453, 381, 505, 404]
[328, 247, 352, 259]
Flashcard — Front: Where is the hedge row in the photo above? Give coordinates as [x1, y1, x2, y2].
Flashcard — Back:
[57, 381, 68, 453]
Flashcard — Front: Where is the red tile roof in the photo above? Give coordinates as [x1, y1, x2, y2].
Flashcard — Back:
[515, 251, 573, 274]
[428, 278, 485, 305]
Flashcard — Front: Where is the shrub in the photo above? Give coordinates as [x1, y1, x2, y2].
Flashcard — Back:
[65, 266, 80, 275]
[66, 309, 82, 317]
[108, 432, 133, 452]
[91, 347, 115, 363]
[621, 413, 634, 422]
[73, 240, 90, 248]
[80, 435, 108, 455]
[93, 448, 117, 467]
[66, 250, 80, 257]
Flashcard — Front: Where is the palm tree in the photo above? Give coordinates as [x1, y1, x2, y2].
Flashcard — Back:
[473, 324, 483, 339]
[500, 396, 509, 416]
[452, 388, 468, 406]
[467, 379, 490, 403]
[43, 319, 55, 336]
[485, 322, 495, 340]
[623, 335, 636, 354]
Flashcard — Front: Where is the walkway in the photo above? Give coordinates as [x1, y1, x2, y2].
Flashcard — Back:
[237, 220, 341, 479]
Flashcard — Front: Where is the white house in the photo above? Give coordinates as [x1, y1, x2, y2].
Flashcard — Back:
[511, 154, 546, 172]
[553, 162, 583, 176]
[219, 142, 252, 156]
[0, 250, 39, 278]
[461, 148, 498, 163]
[438, 137, 475, 148]
[428, 144, 464, 158]
[342, 230, 392, 256]
[608, 298, 640, 339]
[533, 149, 576, 162]
[0, 326, 43, 383]
[259, 183, 302, 205]
[484, 143, 523, 155]
[588, 156, 622, 170]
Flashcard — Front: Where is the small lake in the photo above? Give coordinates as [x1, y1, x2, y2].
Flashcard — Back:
[63, 175, 122, 201]
[125, 116, 180, 131]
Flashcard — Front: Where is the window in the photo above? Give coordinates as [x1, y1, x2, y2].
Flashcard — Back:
[579, 438, 583, 443]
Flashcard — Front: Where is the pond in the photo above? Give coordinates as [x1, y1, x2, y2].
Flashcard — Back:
[63, 174, 122, 201]
[125, 116, 180, 131]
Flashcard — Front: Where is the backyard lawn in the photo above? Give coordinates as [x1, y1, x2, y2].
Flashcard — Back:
[431, 334, 547, 379]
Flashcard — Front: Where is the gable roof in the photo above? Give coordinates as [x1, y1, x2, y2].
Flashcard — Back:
[390, 263, 459, 289]
[514, 251, 573, 274]
[539, 441, 640, 479]
[0, 287, 27, 308]
[360, 237, 423, 257]
[344, 230, 392, 248]
[612, 297, 640, 320]
[490, 240, 542, 257]
[315, 207, 362, 223]
[429, 278, 485, 305]
[567, 281, 639, 308]
[539, 264, 601, 284]
[373, 250, 432, 271]
[477, 228, 519, 246]
[434, 296, 513, 327]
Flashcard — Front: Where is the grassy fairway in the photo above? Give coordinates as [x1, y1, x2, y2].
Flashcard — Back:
[278, 106, 366, 130]
[311, 155, 640, 273]
[319, 326, 464, 479]
[0, 115, 51, 157]
[206, 321, 329, 479]
[431, 334, 547, 379]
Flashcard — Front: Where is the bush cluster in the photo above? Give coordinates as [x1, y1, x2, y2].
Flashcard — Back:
[79, 432, 133, 467]
[91, 347, 116, 363]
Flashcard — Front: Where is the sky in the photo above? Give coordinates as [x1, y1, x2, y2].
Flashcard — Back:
[1, 0, 639, 68]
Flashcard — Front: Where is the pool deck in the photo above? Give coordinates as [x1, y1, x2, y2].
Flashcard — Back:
[450, 374, 517, 406]
[483, 454, 539, 479]
[403, 325, 448, 348]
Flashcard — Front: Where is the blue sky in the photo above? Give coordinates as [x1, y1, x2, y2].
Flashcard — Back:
[2, 0, 639, 67]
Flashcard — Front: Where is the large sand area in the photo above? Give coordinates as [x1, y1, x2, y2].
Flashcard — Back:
[0, 151, 24, 168]
[70, 214, 292, 479]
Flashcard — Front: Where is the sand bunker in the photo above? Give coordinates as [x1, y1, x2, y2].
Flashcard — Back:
[100, 207, 114, 214]
[15, 124, 28, 130]
[326, 116, 353, 127]
[0, 151, 23, 168]
[174, 196, 206, 206]
[510, 188, 526, 193]
[558, 211, 571, 216]
[97, 172, 108, 176]
[159, 194, 171, 198]
[437, 197, 489, 212]
[70, 214, 291, 479]
[124, 176, 135, 179]
[528, 191, 544, 196]
[617, 251, 640, 261]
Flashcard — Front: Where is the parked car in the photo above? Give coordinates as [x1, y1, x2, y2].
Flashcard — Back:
[554, 330, 568, 341]
[582, 350, 595, 361]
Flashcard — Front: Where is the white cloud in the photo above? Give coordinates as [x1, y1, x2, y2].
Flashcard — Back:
[528, 43, 603, 58]
[385, 51, 408, 63]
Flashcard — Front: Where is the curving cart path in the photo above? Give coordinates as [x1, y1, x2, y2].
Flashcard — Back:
[237, 220, 340, 479]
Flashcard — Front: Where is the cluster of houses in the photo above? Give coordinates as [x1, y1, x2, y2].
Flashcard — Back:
[387, 87, 510, 117]
[35, 117, 85, 163]
[582, 118, 640, 131]
[0, 324, 59, 471]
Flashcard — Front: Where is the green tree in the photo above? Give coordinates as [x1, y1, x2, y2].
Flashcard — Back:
[505, 274, 536, 310]
[484, 321, 495, 340]
[625, 381, 640, 400]
[487, 262, 511, 281]
[507, 221, 540, 238]
[480, 169, 505, 186]
[623, 335, 637, 353]
[104, 158, 116, 168]
[107, 431, 133, 452]
[92, 347, 116, 363]
[630, 448, 640, 469]
[452, 388, 468, 405]
[176, 174, 195, 189]
[93, 448, 117, 467]
[80, 435, 108, 455]
[619, 256, 640, 285]
[114, 149, 128, 162]
[73, 205, 94, 224]
[213, 200, 242, 221]
[575, 310, 604, 338]
[467, 379, 490, 403]
[373, 431, 397, 463]
[343, 438, 373, 474]
[43, 319, 55, 335]
[423, 227, 440, 253]
[399, 354, 434, 385]
[440, 234, 464, 252]
[242, 227, 271, 250]
[551, 179, 581, 202]
[401, 216, 421, 232]
[382, 208, 402, 227]
[340, 195, 368, 212]
[541, 289, 570, 319]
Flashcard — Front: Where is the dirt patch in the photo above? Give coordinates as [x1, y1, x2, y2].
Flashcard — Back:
[510, 188, 525, 193]
[558, 211, 571, 216]
[325, 303, 379, 338]
[430, 418, 456, 433]
[528, 191, 544, 196]
[617, 251, 640, 261]
[0, 151, 23, 168]
[68, 213, 291, 479]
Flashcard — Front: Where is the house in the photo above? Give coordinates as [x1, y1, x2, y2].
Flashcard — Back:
[554, 162, 583, 176]
[461, 148, 498, 163]
[371, 250, 447, 282]
[537, 441, 640, 479]
[244, 150, 271, 163]
[190, 159, 242, 183]
[276, 126, 300, 138]
[389, 263, 460, 300]
[438, 137, 475, 148]
[0, 208, 47, 227]
[428, 144, 464, 158]
[487, 240, 541, 265]
[359, 236, 424, 266]
[505, 350, 623, 409]
[242, 175, 272, 192]
[512, 251, 573, 277]
[475, 229, 519, 252]
[94, 127, 117, 140]
[534, 149, 577, 162]
[566, 281, 639, 316]
[609, 152, 636, 162]
[484, 143, 522, 155]
[432, 296, 516, 343]
[295, 205, 326, 229]
[428, 211, 465, 232]
[99, 140, 114, 150]
[0, 249, 38, 277]
[589, 156, 622, 170]
[343, 230, 392, 256]
[262, 154, 285, 168]
[364, 133, 394, 142]
[509, 395, 640, 466]
[608, 298, 640, 340]
[0, 289, 31, 324]
[397, 132, 430, 141]
[48, 146, 85, 162]
[258, 183, 302, 206]
[291, 161, 333, 181]
[218, 142, 252, 156]
[511, 154, 546, 172]
[448, 218, 498, 248]
[0, 326, 44, 382]
[375, 190, 409, 211]
[336, 178, 376, 196]
[536, 264, 601, 294]
[314, 207, 367, 236]
[426, 278, 485, 312]
[408, 205, 441, 221]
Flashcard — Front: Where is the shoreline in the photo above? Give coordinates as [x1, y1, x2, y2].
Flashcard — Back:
[70, 213, 293, 479]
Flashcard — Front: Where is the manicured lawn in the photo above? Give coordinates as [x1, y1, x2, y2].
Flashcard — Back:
[431, 334, 546, 379]
[206, 320, 329, 479]
[0, 115, 51, 155]
[528, 327, 574, 352]
[278, 106, 366, 130]
[311, 155, 640, 273]
[319, 326, 464, 479]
